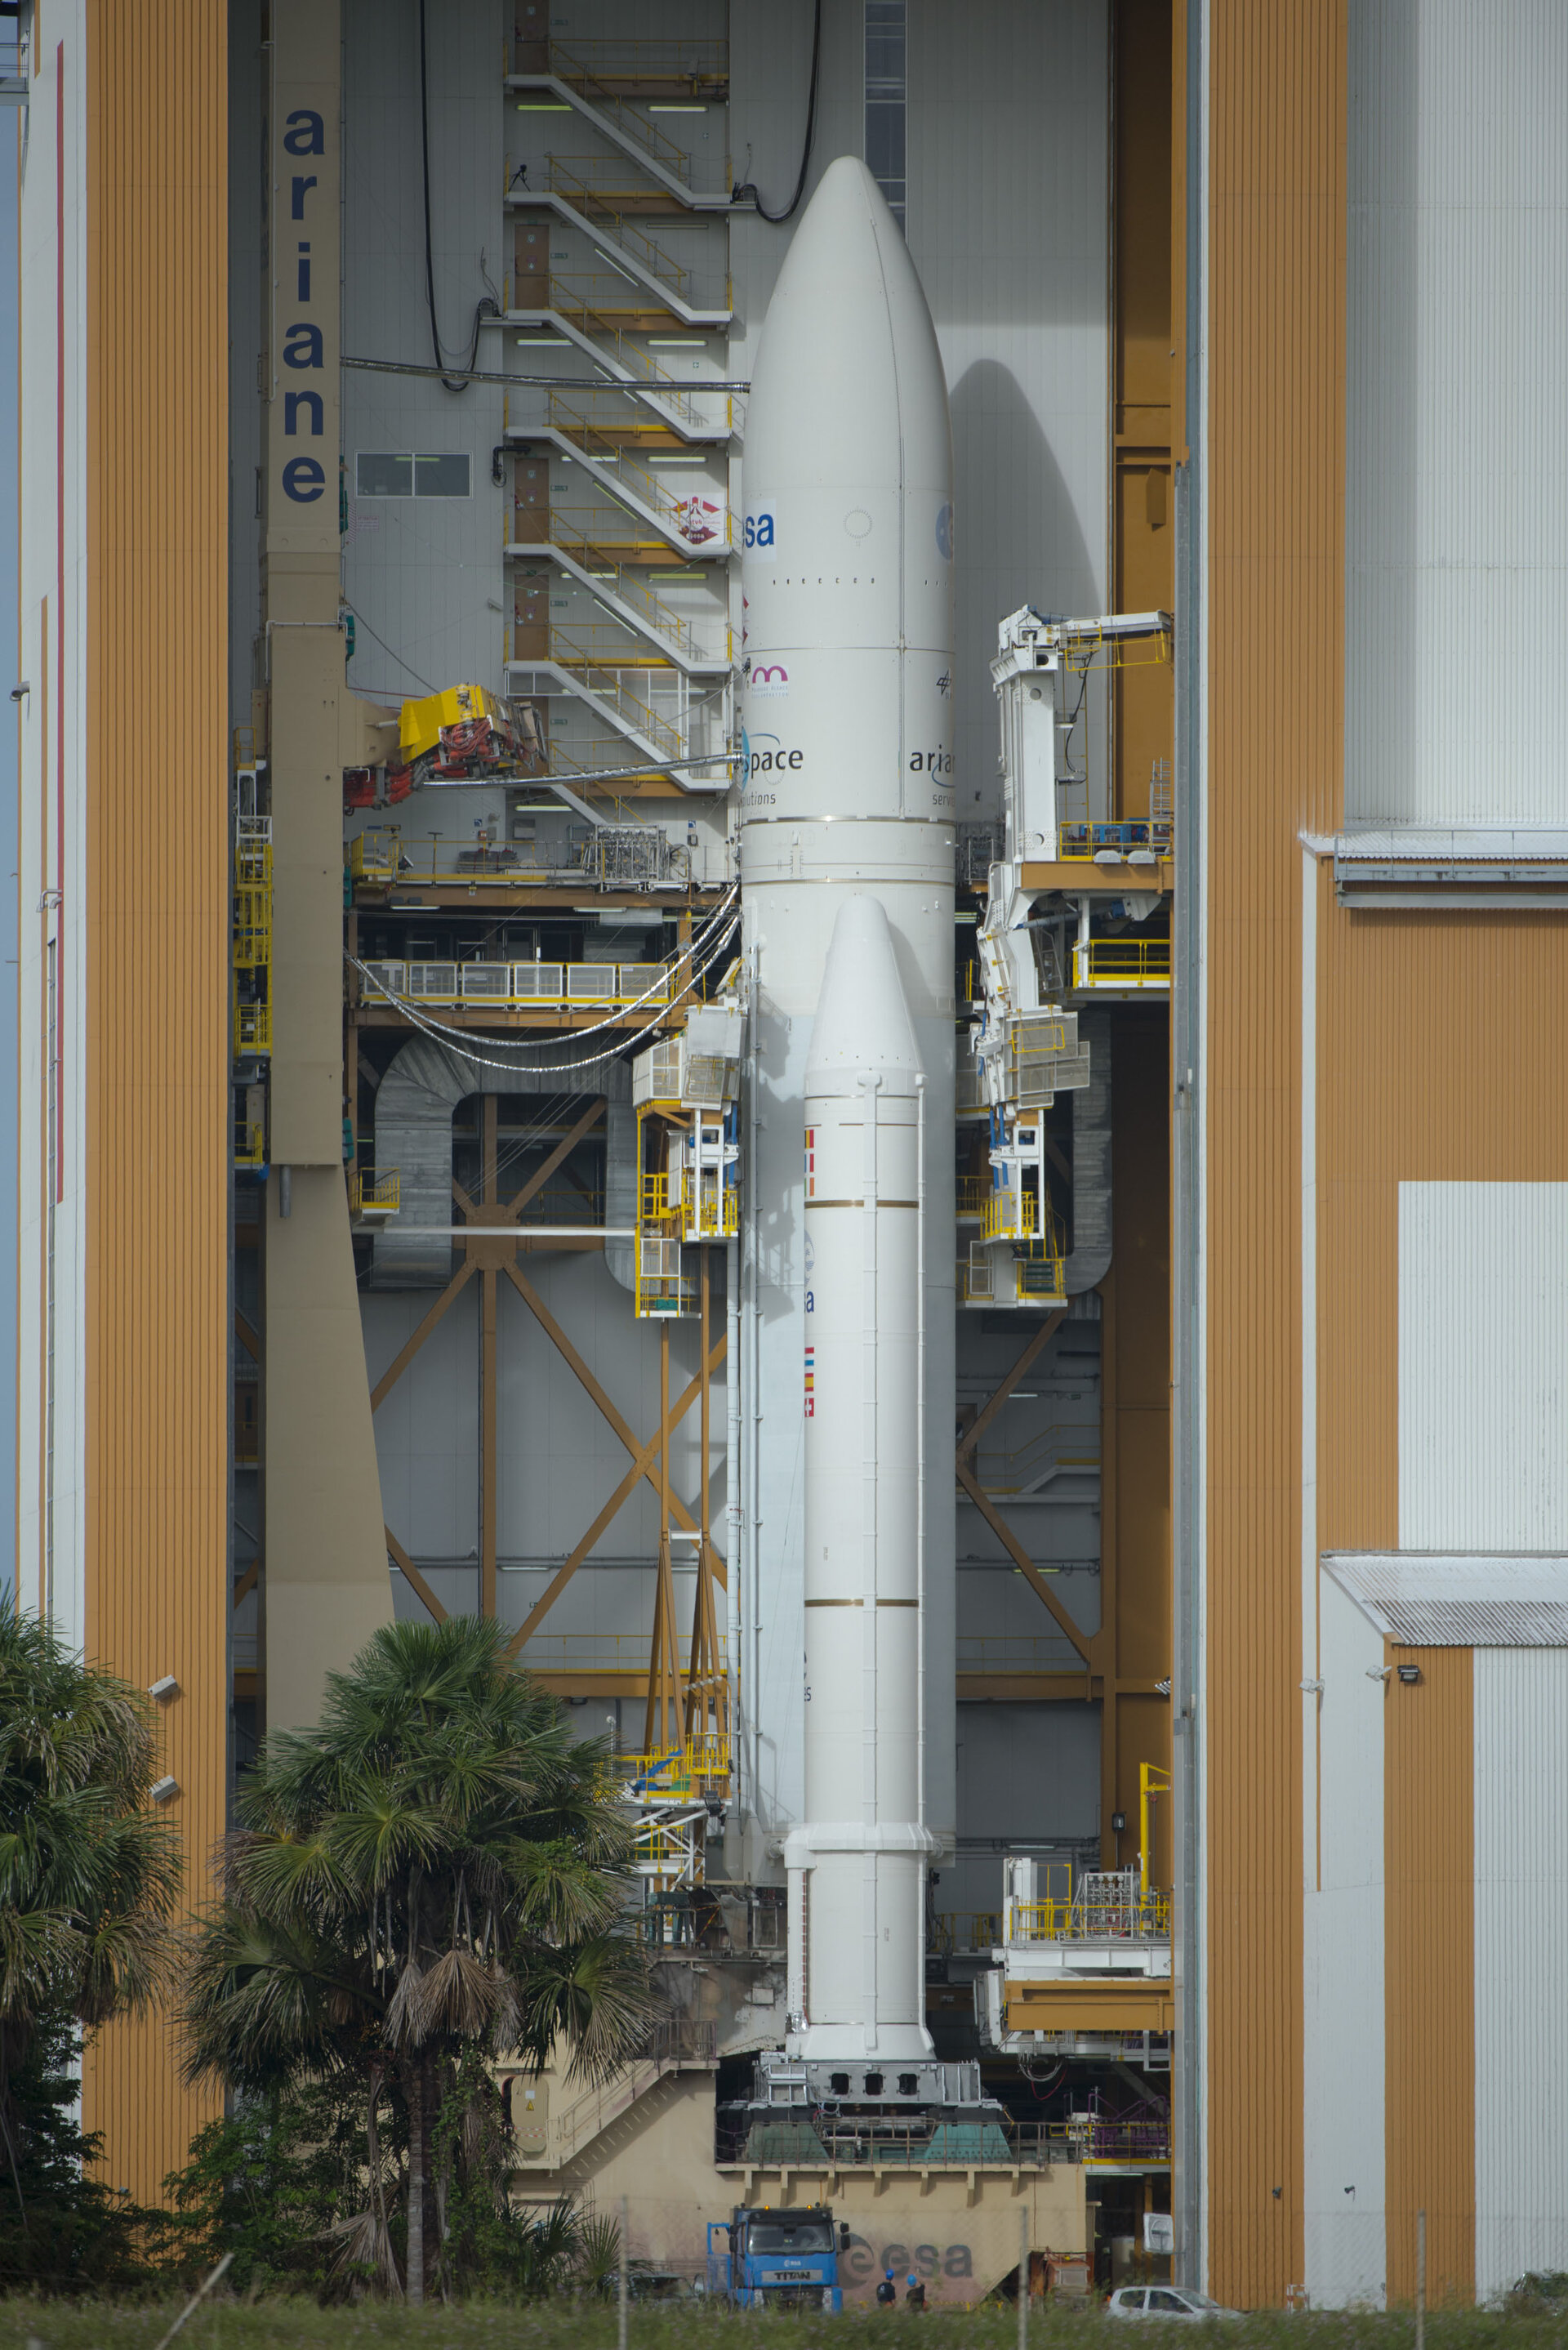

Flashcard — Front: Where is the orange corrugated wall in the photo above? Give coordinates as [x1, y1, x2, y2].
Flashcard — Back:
[1205, 0, 1345, 2306]
[81, 0, 229, 2200]
[1316, 883, 1568, 2303]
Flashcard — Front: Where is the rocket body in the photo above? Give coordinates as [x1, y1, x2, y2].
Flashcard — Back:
[739, 158, 956, 2064]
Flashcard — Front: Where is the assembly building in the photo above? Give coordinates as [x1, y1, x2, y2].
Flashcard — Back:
[14, 0, 1568, 2310]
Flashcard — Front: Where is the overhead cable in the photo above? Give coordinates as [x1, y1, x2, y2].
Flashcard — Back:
[349, 880, 737, 1050]
[416, 0, 501, 390]
[344, 880, 739, 1054]
[731, 0, 822, 222]
[342, 354, 751, 395]
[346, 914, 739, 1078]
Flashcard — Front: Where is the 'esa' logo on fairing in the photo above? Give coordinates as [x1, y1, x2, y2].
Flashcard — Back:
[743, 508, 777, 549]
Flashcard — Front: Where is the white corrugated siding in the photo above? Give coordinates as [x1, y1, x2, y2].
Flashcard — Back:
[1347, 2, 1568, 824]
[1398, 1184, 1568, 1550]
[1304, 1575, 1388, 2308]
[1473, 1648, 1568, 2298]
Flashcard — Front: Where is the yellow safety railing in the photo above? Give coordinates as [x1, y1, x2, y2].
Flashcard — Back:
[1138, 1761, 1170, 1899]
[350, 828, 402, 882]
[529, 628, 686, 761]
[535, 391, 734, 547]
[232, 885, 271, 970]
[1010, 1890, 1172, 1942]
[635, 1229, 691, 1317]
[680, 1171, 738, 1237]
[982, 1188, 1048, 1243]
[930, 1913, 1001, 1955]
[522, 38, 728, 87]
[1017, 1255, 1067, 1300]
[233, 814, 272, 1067]
[1057, 621, 1172, 676]
[510, 506, 723, 667]
[234, 1119, 266, 1170]
[232, 725, 257, 770]
[639, 1169, 679, 1228]
[235, 817, 272, 885]
[957, 1176, 988, 1217]
[543, 159, 731, 310]
[234, 999, 272, 1057]
[523, 505, 667, 563]
[1073, 939, 1171, 990]
[350, 1169, 400, 1218]
[528, 44, 724, 188]
[1057, 819, 1173, 863]
[541, 277, 715, 426]
[618, 1738, 730, 1795]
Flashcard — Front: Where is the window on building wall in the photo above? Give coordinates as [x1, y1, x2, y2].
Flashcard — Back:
[355, 453, 471, 498]
[864, 0, 906, 230]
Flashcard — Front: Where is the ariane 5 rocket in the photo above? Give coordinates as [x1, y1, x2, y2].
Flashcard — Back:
[740, 156, 956, 2069]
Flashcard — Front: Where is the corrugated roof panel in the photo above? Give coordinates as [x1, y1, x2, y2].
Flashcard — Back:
[1322, 1551, 1568, 1645]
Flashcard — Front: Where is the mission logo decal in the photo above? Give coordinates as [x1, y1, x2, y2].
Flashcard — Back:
[744, 732, 804, 779]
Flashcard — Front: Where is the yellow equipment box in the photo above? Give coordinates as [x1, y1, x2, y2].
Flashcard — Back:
[398, 683, 508, 766]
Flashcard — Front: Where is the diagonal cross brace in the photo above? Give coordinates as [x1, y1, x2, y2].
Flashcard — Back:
[504, 1333, 726, 1659]
[954, 1456, 1099, 1666]
[503, 1259, 722, 1573]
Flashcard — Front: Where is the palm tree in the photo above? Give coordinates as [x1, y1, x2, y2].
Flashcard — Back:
[180, 1616, 653, 2303]
[0, 1596, 182, 2206]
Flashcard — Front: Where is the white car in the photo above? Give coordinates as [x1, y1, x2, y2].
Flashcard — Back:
[1106, 2285, 1244, 2321]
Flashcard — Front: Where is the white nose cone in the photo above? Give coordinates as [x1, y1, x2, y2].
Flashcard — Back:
[805, 896, 923, 1099]
[741, 156, 955, 830]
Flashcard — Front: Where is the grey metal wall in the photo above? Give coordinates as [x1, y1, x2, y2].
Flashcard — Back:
[342, 0, 506, 700]
[1472, 1647, 1568, 2299]
[1347, 2, 1568, 825]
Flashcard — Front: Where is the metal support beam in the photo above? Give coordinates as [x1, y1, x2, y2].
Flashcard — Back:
[385, 1524, 450, 1624]
[644, 1324, 685, 1753]
[503, 1258, 715, 1563]
[504, 1334, 726, 1658]
[955, 1456, 1098, 1667]
[369, 1257, 477, 1409]
[1099, 1268, 1120, 1864]
[956, 1309, 1065, 1464]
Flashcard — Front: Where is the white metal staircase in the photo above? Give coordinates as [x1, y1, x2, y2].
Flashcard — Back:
[506, 163, 733, 327]
[492, 296, 732, 444]
[505, 405, 731, 561]
[507, 526, 730, 676]
[504, 66, 736, 209]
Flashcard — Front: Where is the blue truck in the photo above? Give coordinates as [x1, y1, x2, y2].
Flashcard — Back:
[706, 2204, 848, 2310]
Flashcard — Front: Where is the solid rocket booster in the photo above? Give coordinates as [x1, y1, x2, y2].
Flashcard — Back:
[798, 898, 933, 2058]
[739, 156, 956, 2063]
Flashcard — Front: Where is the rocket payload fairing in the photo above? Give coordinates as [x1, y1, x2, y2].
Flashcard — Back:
[739, 158, 956, 2067]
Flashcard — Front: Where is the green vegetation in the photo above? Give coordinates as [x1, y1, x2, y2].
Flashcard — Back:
[0, 1596, 183, 2291]
[178, 1616, 654, 2304]
[3, 2304, 1568, 2348]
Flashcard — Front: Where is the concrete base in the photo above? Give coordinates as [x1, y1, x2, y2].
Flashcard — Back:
[510, 2070, 1085, 2307]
